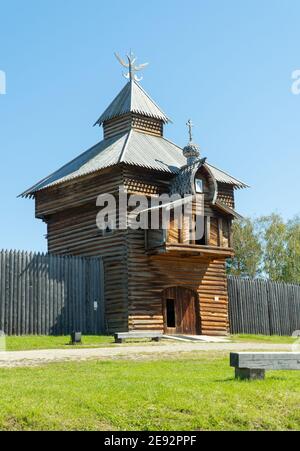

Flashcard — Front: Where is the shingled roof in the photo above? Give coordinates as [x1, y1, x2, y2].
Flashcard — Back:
[21, 130, 249, 198]
[94, 80, 170, 126]
[21, 69, 249, 198]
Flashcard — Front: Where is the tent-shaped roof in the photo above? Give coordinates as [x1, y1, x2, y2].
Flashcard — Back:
[94, 80, 170, 126]
[20, 130, 249, 198]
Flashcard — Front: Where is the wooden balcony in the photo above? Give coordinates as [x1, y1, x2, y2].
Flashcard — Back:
[147, 242, 234, 258]
[145, 230, 234, 259]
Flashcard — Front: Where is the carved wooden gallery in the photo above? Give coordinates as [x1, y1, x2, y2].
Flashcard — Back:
[22, 53, 248, 336]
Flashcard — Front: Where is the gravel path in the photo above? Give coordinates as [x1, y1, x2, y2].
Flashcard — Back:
[0, 342, 294, 367]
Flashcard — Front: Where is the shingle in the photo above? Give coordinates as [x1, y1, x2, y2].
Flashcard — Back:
[94, 80, 170, 126]
[20, 131, 248, 197]
[120, 131, 184, 171]
[206, 163, 249, 189]
[20, 133, 128, 197]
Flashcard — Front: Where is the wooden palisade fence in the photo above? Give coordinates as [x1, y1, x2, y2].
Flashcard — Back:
[228, 276, 300, 336]
[1, 251, 300, 337]
[0, 250, 104, 335]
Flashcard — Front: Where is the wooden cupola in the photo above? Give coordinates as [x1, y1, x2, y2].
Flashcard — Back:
[93, 79, 171, 140]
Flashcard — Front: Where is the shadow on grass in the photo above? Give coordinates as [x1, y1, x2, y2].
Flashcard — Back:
[213, 375, 288, 383]
[213, 378, 237, 383]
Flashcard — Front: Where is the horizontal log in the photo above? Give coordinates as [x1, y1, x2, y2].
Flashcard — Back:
[230, 353, 300, 370]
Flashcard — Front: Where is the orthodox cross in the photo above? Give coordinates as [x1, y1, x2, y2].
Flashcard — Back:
[186, 119, 195, 142]
[114, 51, 149, 82]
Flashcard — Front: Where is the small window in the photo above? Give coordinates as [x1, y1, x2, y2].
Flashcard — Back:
[195, 235, 206, 246]
[166, 299, 176, 328]
[195, 178, 203, 193]
[195, 215, 206, 245]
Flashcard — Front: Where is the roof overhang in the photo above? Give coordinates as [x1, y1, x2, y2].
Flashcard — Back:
[213, 200, 244, 220]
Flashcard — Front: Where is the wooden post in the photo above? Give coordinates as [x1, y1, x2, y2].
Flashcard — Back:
[235, 368, 265, 381]
[218, 218, 223, 247]
[228, 219, 233, 248]
[205, 217, 211, 245]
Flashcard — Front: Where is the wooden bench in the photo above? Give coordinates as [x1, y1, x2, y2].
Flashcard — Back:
[114, 332, 163, 344]
[230, 352, 300, 380]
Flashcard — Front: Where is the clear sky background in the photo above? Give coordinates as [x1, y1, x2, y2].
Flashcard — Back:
[0, 0, 300, 251]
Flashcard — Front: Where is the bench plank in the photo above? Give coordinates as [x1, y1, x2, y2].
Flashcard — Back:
[231, 352, 300, 371]
[115, 332, 163, 338]
[114, 332, 163, 343]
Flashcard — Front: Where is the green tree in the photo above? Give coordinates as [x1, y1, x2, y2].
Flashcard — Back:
[228, 214, 300, 283]
[227, 218, 262, 278]
[285, 216, 300, 283]
[258, 214, 288, 282]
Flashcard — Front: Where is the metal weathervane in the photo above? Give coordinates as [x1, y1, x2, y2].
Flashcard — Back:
[114, 51, 149, 82]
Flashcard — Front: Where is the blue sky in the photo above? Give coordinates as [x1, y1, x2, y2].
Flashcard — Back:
[0, 0, 300, 251]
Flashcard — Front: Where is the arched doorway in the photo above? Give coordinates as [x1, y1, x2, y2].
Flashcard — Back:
[162, 287, 200, 335]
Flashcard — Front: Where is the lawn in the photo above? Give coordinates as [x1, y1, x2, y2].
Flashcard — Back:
[232, 334, 297, 344]
[3, 334, 297, 352]
[0, 354, 299, 431]
[5, 335, 114, 351]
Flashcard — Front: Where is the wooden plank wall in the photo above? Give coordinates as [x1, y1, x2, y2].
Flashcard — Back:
[3, 251, 300, 337]
[217, 183, 235, 209]
[127, 229, 229, 336]
[228, 276, 300, 336]
[103, 114, 163, 140]
[35, 169, 123, 218]
[36, 169, 129, 333]
[124, 167, 230, 335]
[46, 206, 128, 333]
[33, 166, 236, 336]
[0, 250, 104, 335]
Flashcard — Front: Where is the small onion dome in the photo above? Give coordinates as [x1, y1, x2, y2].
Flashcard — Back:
[183, 142, 200, 166]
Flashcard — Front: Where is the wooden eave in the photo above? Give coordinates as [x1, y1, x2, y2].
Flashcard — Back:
[147, 243, 234, 259]
[213, 200, 243, 219]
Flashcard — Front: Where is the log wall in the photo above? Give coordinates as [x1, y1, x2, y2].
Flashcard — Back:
[127, 229, 229, 335]
[36, 169, 129, 333]
[34, 165, 232, 335]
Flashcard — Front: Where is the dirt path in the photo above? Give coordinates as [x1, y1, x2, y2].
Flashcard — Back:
[0, 342, 294, 367]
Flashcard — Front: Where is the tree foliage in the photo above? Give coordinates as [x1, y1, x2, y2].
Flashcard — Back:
[285, 216, 300, 283]
[227, 214, 300, 283]
[227, 219, 262, 278]
[258, 214, 288, 282]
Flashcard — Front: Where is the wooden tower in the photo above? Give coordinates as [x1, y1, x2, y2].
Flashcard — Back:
[22, 53, 248, 336]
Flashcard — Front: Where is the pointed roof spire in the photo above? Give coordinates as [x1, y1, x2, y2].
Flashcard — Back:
[94, 51, 171, 127]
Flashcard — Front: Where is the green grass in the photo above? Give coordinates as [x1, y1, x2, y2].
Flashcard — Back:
[0, 354, 299, 431]
[4, 334, 296, 352]
[5, 335, 170, 352]
[5, 335, 114, 351]
[232, 334, 296, 344]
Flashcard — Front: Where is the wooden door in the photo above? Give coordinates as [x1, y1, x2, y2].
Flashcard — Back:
[163, 287, 200, 335]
